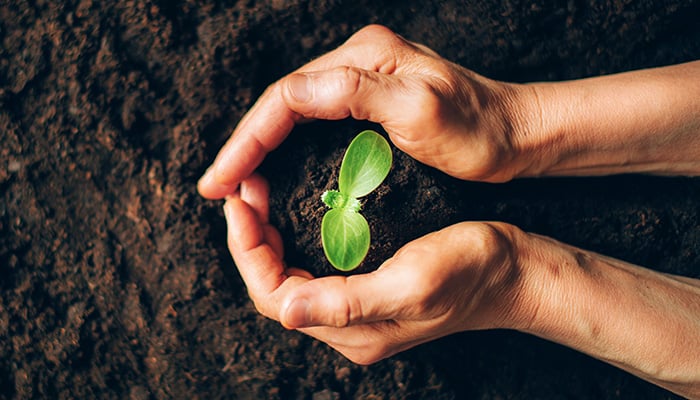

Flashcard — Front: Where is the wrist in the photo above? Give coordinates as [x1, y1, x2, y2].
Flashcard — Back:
[511, 233, 700, 396]
[500, 81, 576, 179]
[487, 226, 548, 332]
[507, 62, 700, 178]
[489, 81, 562, 180]
[468, 222, 546, 332]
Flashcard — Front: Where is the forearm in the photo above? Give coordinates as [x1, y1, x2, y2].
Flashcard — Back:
[514, 233, 700, 398]
[515, 60, 700, 177]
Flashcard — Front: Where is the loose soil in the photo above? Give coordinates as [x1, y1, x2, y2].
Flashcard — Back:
[1, 1, 699, 398]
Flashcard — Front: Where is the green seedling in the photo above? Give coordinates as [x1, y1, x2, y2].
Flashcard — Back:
[321, 130, 393, 271]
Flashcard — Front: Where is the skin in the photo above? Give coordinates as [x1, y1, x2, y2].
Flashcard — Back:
[198, 25, 700, 398]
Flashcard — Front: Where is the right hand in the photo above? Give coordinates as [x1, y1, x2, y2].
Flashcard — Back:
[222, 174, 532, 365]
[198, 24, 536, 199]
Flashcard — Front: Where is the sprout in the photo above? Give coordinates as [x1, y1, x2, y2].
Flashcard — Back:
[321, 130, 392, 271]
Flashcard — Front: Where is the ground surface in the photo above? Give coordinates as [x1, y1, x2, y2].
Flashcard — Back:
[1, 1, 699, 398]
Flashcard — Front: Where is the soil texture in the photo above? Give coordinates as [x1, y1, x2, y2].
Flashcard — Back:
[1, 1, 699, 398]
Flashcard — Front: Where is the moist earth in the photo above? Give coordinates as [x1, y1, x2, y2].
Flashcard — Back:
[1, 1, 699, 398]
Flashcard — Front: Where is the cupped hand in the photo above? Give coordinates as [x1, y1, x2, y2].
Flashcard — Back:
[225, 174, 529, 364]
[199, 24, 535, 199]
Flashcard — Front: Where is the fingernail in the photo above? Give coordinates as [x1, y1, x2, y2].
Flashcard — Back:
[284, 297, 311, 328]
[288, 74, 311, 103]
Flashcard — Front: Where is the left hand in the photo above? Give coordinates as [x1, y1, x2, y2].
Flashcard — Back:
[198, 24, 540, 200]
[224, 174, 529, 364]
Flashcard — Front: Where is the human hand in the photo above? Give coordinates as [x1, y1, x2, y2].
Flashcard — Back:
[198, 24, 536, 199]
[224, 174, 530, 364]
[223, 174, 700, 396]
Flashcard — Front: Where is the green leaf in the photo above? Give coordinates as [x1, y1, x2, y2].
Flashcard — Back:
[338, 130, 392, 198]
[321, 208, 370, 271]
[320, 130, 393, 271]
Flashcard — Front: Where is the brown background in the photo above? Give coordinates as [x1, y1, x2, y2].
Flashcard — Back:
[1, 1, 699, 398]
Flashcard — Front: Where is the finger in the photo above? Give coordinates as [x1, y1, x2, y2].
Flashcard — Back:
[279, 260, 424, 329]
[197, 167, 240, 199]
[237, 174, 283, 257]
[280, 66, 421, 126]
[224, 195, 315, 319]
[296, 319, 445, 365]
[224, 196, 284, 293]
[297, 323, 403, 365]
[203, 83, 301, 192]
[197, 25, 408, 197]
[239, 173, 270, 224]
[264, 224, 284, 260]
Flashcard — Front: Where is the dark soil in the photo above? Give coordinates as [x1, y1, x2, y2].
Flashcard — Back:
[1, 1, 699, 398]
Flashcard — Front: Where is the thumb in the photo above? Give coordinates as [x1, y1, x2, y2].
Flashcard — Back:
[281, 67, 412, 124]
[279, 266, 417, 329]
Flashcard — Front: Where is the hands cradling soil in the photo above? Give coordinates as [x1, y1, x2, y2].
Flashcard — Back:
[198, 25, 700, 398]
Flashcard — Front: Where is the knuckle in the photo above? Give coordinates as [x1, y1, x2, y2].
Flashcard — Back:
[250, 296, 265, 314]
[262, 79, 285, 103]
[349, 24, 398, 45]
[335, 66, 363, 96]
[248, 293, 276, 320]
[473, 223, 506, 254]
[332, 306, 351, 328]
[333, 66, 371, 120]
[345, 25, 407, 73]
[472, 222, 519, 265]
[332, 279, 362, 328]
